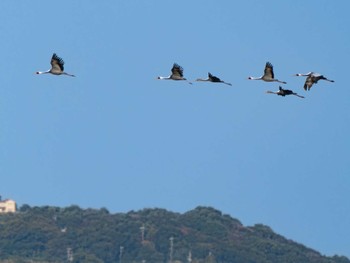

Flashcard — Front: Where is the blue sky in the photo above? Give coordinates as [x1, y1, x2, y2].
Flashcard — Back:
[1, 0, 349, 258]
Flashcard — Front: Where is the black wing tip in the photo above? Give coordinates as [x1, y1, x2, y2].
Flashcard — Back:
[173, 63, 183, 70]
[51, 53, 65, 70]
[52, 53, 63, 61]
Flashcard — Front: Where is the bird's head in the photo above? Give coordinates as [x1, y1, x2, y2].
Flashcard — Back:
[247, 76, 253, 80]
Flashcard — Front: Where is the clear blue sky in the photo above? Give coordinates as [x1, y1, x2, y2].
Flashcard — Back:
[1, 0, 349, 258]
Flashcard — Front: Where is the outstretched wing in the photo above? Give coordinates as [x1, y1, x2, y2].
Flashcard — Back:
[51, 53, 64, 72]
[171, 63, 184, 77]
[264, 62, 274, 79]
[304, 76, 314, 90]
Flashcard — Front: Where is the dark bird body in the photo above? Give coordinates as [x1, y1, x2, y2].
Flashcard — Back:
[196, 72, 232, 86]
[266, 86, 304, 98]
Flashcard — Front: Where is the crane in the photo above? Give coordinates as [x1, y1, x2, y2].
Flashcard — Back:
[248, 62, 286, 84]
[157, 63, 192, 84]
[36, 53, 75, 77]
[266, 86, 304, 98]
[196, 72, 232, 86]
[294, 72, 334, 91]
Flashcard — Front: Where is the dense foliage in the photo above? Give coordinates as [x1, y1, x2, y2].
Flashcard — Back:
[0, 205, 348, 263]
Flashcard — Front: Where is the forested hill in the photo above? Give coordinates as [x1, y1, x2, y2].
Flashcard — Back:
[0, 205, 348, 263]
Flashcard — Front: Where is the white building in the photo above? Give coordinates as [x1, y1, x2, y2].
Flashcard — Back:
[0, 197, 16, 213]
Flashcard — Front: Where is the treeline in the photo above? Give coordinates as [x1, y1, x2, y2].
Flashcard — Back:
[0, 205, 348, 263]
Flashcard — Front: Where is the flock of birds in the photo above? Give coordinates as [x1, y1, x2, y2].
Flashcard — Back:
[36, 53, 335, 99]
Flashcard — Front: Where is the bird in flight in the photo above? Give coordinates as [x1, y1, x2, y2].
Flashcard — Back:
[248, 62, 286, 84]
[36, 53, 75, 77]
[294, 72, 334, 91]
[157, 63, 192, 84]
[196, 72, 232, 86]
[266, 86, 304, 98]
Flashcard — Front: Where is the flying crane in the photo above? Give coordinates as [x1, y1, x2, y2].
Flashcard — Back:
[248, 62, 286, 84]
[36, 53, 75, 77]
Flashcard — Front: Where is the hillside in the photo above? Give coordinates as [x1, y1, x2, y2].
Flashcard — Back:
[0, 205, 348, 263]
